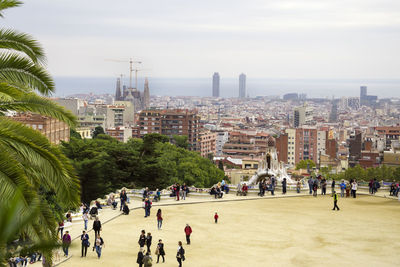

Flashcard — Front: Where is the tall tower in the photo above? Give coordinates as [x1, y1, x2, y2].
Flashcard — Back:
[144, 77, 150, 109]
[239, 73, 246, 98]
[212, 72, 220, 97]
[115, 77, 122, 101]
[360, 86, 367, 99]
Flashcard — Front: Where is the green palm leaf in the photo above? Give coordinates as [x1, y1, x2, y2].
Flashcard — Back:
[0, 29, 46, 64]
[0, 53, 54, 95]
[0, 0, 21, 17]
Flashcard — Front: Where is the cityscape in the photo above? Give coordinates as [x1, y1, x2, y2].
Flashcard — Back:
[2, 1, 400, 267]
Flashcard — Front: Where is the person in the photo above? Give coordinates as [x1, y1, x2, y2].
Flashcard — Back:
[123, 203, 130, 215]
[216, 186, 223, 198]
[270, 176, 276, 195]
[146, 232, 152, 253]
[89, 206, 98, 219]
[181, 183, 187, 200]
[62, 231, 71, 257]
[242, 183, 248, 196]
[156, 239, 165, 263]
[82, 212, 89, 230]
[345, 182, 350, 197]
[138, 230, 146, 248]
[331, 180, 336, 194]
[94, 233, 104, 259]
[143, 187, 149, 200]
[93, 216, 102, 240]
[214, 212, 219, 223]
[156, 209, 163, 230]
[144, 198, 152, 217]
[143, 251, 153, 267]
[351, 180, 358, 198]
[137, 248, 144, 267]
[282, 178, 287, 194]
[66, 212, 72, 222]
[184, 224, 192, 245]
[372, 179, 380, 194]
[259, 180, 265, 196]
[176, 241, 185, 267]
[308, 177, 313, 194]
[57, 221, 64, 239]
[95, 200, 102, 209]
[332, 190, 340, 211]
[321, 178, 327, 195]
[296, 180, 301, 193]
[154, 189, 161, 202]
[110, 194, 118, 209]
[369, 179, 374, 194]
[120, 190, 127, 211]
[176, 183, 180, 201]
[313, 181, 318, 197]
[340, 180, 346, 198]
[80, 230, 89, 257]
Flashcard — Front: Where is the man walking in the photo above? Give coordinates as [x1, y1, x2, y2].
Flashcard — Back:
[332, 191, 340, 211]
[184, 224, 192, 245]
[62, 231, 71, 257]
[340, 180, 346, 198]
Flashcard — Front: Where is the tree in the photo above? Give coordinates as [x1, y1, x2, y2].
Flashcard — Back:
[0, 1, 80, 264]
[172, 135, 188, 149]
[296, 159, 316, 170]
[92, 126, 105, 138]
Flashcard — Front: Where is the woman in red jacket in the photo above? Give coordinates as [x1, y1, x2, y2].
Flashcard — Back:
[184, 224, 192, 245]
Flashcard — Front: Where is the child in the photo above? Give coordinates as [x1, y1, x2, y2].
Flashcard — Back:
[214, 212, 219, 223]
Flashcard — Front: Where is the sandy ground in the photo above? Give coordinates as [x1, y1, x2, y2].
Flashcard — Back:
[60, 195, 400, 267]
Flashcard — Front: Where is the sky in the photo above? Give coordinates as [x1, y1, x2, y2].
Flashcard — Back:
[2, 0, 400, 82]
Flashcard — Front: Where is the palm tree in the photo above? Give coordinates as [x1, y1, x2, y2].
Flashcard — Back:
[0, 1, 80, 265]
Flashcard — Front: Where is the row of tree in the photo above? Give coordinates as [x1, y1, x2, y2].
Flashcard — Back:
[61, 133, 225, 204]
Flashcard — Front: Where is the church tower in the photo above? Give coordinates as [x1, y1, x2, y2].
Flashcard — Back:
[144, 77, 150, 109]
[115, 77, 122, 101]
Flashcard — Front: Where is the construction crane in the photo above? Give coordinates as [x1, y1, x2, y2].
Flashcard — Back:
[105, 58, 142, 89]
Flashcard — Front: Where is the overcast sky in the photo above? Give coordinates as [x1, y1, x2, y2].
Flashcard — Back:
[2, 0, 400, 79]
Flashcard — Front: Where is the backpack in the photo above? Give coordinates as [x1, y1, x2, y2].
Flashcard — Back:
[144, 256, 152, 266]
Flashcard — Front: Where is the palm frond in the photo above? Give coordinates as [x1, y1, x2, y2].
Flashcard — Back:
[0, 93, 77, 127]
[0, 29, 46, 64]
[0, 53, 54, 95]
[0, 0, 21, 17]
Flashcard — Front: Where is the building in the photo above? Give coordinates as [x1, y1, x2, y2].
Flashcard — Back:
[212, 72, 220, 97]
[53, 98, 86, 116]
[360, 86, 378, 107]
[222, 131, 269, 158]
[283, 93, 298, 101]
[137, 109, 200, 151]
[285, 129, 297, 166]
[360, 86, 367, 100]
[275, 133, 288, 164]
[76, 127, 92, 139]
[115, 77, 150, 113]
[199, 131, 217, 157]
[105, 101, 135, 128]
[295, 128, 318, 164]
[143, 78, 150, 109]
[294, 104, 313, 128]
[316, 130, 327, 164]
[12, 113, 70, 144]
[375, 126, 400, 150]
[239, 73, 246, 98]
[348, 130, 362, 167]
[329, 100, 338, 123]
[106, 126, 132, 142]
[347, 97, 360, 110]
[215, 131, 229, 156]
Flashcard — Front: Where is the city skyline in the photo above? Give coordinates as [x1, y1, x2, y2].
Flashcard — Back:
[2, 0, 399, 80]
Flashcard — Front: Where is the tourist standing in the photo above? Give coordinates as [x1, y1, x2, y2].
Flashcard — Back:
[369, 179, 374, 194]
[340, 180, 346, 198]
[62, 231, 71, 257]
[120, 190, 127, 211]
[144, 198, 152, 217]
[138, 230, 146, 249]
[282, 178, 287, 194]
[176, 241, 185, 267]
[345, 182, 350, 197]
[321, 178, 327, 195]
[137, 248, 144, 267]
[184, 224, 192, 245]
[308, 177, 313, 194]
[176, 183, 180, 201]
[156, 239, 165, 263]
[181, 183, 187, 200]
[214, 212, 219, 223]
[57, 221, 64, 239]
[94, 234, 104, 259]
[331, 180, 336, 194]
[372, 179, 380, 194]
[271, 176, 276, 195]
[296, 180, 301, 193]
[143, 187, 149, 200]
[332, 191, 340, 211]
[351, 180, 358, 198]
[146, 232, 152, 253]
[82, 212, 89, 230]
[259, 181, 264, 196]
[93, 216, 102, 240]
[80, 230, 89, 257]
[156, 209, 163, 230]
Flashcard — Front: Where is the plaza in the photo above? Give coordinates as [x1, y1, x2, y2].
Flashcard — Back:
[59, 193, 400, 267]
